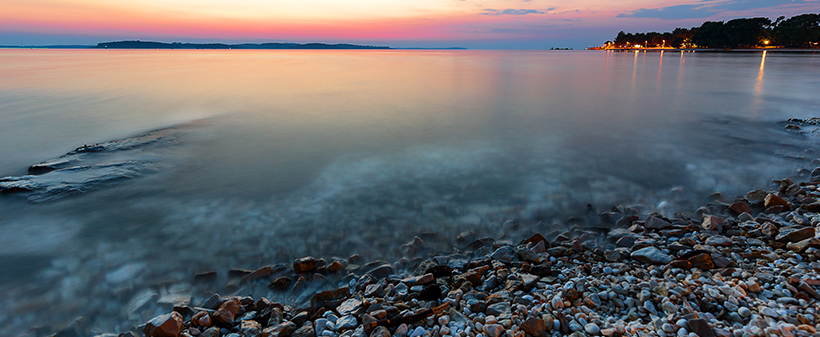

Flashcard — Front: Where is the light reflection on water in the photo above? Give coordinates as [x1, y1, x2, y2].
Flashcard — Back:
[1, 50, 820, 335]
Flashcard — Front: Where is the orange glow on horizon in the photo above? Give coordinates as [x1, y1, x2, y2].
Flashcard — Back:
[3, 0, 820, 45]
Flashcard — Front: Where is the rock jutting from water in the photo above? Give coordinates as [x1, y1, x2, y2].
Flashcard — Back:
[0, 123, 193, 203]
[124, 170, 820, 337]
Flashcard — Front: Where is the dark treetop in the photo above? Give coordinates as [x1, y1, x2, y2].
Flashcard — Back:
[607, 13, 819, 49]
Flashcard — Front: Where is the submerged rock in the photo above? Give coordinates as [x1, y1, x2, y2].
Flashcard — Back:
[1, 125, 188, 202]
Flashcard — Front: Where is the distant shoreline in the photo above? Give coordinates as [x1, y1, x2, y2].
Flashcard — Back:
[593, 47, 820, 53]
[0, 40, 466, 50]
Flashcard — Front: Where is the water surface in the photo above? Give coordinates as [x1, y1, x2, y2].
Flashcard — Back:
[1, 49, 819, 335]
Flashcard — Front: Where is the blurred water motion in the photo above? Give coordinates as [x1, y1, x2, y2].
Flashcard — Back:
[0, 50, 819, 335]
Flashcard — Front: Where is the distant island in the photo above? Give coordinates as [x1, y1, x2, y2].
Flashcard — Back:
[0, 41, 474, 50]
[595, 13, 819, 50]
[94, 41, 390, 49]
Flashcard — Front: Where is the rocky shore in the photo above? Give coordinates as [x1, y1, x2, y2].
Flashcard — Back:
[108, 164, 820, 337]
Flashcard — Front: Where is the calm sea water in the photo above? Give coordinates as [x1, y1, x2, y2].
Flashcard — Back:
[1, 49, 820, 335]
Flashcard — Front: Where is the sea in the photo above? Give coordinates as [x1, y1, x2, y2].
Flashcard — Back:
[1, 49, 819, 335]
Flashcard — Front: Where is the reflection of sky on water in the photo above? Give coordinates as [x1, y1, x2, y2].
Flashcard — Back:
[0, 50, 819, 335]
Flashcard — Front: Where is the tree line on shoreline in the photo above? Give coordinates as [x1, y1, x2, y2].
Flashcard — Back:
[606, 13, 819, 49]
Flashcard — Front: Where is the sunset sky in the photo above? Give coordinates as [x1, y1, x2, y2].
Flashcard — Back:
[1, 0, 819, 49]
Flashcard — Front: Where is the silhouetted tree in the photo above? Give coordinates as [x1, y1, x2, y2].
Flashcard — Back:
[774, 14, 820, 47]
[692, 21, 728, 48]
[724, 17, 773, 47]
[611, 13, 818, 49]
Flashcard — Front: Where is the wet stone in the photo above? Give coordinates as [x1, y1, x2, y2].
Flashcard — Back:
[787, 238, 820, 253]
[367, 264, 395, 279]
[337, 298, 363, 316]
[401, 273, 433, 286]
[701, 216, 724, 231]
[212, 298, 241, 327]
[293, 257, 317, 273]
[483, 324, 506, 337]
[631, 247, 673, 265]
[144, 312, 184, 337]
[336, 315, 358, 330]
[687, 318, 715, 337]
[519, 317, 548, 337]
[764, 194, 790, 211]
[240, 320, 262, 337]
[486, 302, 511, 316]
[645, 216, 672, 230]
[292, 324, 314, 337]
[704, 236, 732, 247]
[268, 322, 297, 337]
[584, 323, 601, 336]
[491, 247, 516, 263]
[728, 202, 751, 215]
[370, 326, 390, 337]
[776, 227, 815, 243]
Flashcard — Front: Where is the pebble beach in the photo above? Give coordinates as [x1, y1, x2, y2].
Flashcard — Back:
[100, 120, 820, 337]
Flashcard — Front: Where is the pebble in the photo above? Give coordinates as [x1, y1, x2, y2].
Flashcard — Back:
[584, 323, 601, 336]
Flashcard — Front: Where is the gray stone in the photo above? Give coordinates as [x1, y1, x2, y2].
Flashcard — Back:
[337, 299, 363, 316]
[367, 264, 395, 279]
[401, 273, 433, 286]
[486, 302, 511, 316]
[292, 324, 315, 337]
[483, 324, 506, 337]
[630, 247, 673, 265]
[201, 327, 220, 337]
[645, 217, 672, 230]
[491, 247, 516, 263]
[266, 322, 297, 337]
[584, 323, 601, 336]
[704, 236, 732, 247]
[336, 316, 358, 331]
[369, 326, 390, 337]
[776, 227, 815, 243]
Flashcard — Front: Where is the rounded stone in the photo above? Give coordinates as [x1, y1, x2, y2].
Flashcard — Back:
[584, 323, 601, 336]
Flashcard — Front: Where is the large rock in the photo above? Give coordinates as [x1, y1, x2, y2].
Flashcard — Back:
[486, 302, 511, 316]
[337, 298, 363, 316]
[491, 246, 517, 263]
[370, 326, 391, 337]
[293, 257, 317, 273]
[764, 194, 790, 211]
[240, 320, 262, 337]
[367, 264, 395, 279]
[644, 216, 672, 230]
[213, 297, 242, 326]
[688, 253, 714, 270]
[744, 190, 768, 206]
[687, 318, 715, 337]
[787, 238, 820, 253]
[263, 321, 297, 337]
[401, 273, 433, 286]
[776, 227, 815, 243]
[292, 323, 314, 337]
[519, 317, 548, 337]
[701, 216, 724, 232]
[630, 247, 673, 265]
[704, 236, 732, 247]
[144, 312, 184, 337]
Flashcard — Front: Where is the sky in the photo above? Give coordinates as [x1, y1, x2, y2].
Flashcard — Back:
[1, 0, 819, 49]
